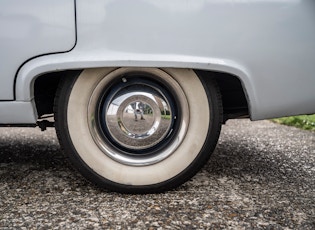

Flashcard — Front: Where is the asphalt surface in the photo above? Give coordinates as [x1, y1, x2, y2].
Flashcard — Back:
[0, 119, 314, 229]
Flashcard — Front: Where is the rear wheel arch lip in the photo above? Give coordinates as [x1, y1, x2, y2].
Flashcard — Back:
[15, 55, 255, 120]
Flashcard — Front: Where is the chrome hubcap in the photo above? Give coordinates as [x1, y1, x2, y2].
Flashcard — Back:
[87, 68, 189, 166]
[104, 83, 173, 150]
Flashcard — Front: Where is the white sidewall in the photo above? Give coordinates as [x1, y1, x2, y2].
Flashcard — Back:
[67, 67, 209, 186]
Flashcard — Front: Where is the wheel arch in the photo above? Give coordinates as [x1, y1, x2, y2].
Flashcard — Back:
[15, 54, 255, 122]
[33, 69, 249, 124]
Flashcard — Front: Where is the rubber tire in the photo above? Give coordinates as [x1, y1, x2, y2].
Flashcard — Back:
[55, 68, 222, 194]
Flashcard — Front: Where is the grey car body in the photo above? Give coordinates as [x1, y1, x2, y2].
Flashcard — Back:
[0, 0, 314, 193]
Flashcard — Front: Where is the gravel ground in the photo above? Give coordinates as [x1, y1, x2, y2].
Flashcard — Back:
[0, 119, 314, 229]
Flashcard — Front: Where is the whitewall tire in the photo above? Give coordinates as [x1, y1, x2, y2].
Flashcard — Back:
[55, 68, 222, 193]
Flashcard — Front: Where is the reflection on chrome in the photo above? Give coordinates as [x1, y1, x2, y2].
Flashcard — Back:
[105, 89, 172, 150]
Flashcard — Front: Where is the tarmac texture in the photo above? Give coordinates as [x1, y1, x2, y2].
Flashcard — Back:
[0, 119, 314, 229]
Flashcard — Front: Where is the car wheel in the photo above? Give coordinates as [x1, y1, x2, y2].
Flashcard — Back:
[55, 67, 222, 193]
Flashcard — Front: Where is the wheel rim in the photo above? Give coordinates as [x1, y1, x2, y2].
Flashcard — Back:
[87, 68, 189, 166]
